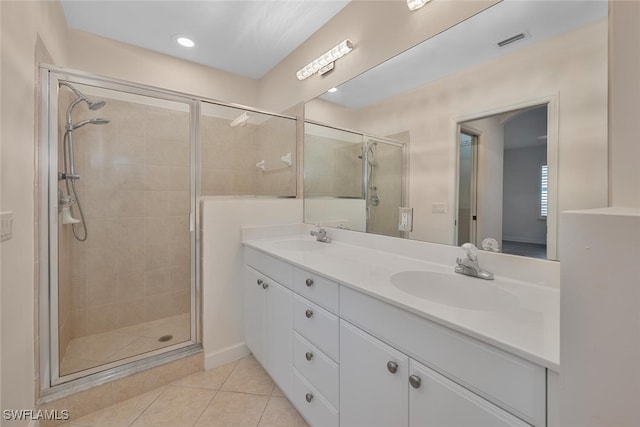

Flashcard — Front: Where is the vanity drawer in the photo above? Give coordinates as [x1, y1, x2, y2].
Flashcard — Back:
[293, 369, 338, 427]
[244, 248, 292, 289]
[293, 331, 339, 408]
[340, 286, 546, 427]
[293, 267, 339, 314]
[293, 295, 339, 362]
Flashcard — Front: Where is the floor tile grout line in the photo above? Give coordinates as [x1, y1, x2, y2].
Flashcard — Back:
[189, 388, 219, 427]
[255, 393, 274, 427]
[125, 385, 169, 427]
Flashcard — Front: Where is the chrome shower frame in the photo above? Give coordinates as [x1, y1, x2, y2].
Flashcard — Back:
[38, 66, 203, 398]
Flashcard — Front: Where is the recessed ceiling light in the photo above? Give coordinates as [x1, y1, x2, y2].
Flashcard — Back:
[327, 87, 338, 93]
[175, 36, 196, 48]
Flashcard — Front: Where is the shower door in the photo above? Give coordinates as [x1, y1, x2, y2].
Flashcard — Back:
[41, 69, 199, 387]
[364, 137, 406, 238]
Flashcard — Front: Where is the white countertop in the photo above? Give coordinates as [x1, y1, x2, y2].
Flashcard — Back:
[243, 231, 559, 371]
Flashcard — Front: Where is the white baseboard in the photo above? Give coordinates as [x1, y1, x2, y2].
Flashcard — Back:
[204, 342, 250, 370]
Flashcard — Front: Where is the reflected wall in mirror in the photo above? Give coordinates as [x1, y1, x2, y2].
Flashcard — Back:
[304, 122, 407, 237]
[457, 104, 550, 259]
[304, 0, 609, 260]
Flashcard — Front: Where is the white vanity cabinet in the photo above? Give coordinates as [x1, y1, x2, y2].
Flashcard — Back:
[340, 319, 529, 427]
[244, 249, 294, 397]
[243, 246, 549, 427]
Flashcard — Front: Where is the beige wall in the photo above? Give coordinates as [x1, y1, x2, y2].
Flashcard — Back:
[67, 29, 260, 109]
[340, 19, 608, 253]
[1, 0, 69, 421]
[609, 1, 640, 208]
[258, 0, 500, 113]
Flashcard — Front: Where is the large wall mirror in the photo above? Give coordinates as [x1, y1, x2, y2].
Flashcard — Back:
[304, 0, 609, 260]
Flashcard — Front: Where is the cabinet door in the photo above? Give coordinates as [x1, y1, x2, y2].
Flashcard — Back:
[265, 280, 293, 398]
[409, 359, 529, 427]
[340, 320, 409, 427]
[244, 266, 266, 365]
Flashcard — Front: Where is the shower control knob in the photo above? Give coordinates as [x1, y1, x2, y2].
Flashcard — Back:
[305, 309, 313, 319]
[305, 352, 314, 361]
[305, 278, 314, 287]
[257, 279, 263, 286]
[262, 282, 269, 290]
[409, 375, 422, 389]
[305, 393, 314, 403]
[387, 361, 398, 374]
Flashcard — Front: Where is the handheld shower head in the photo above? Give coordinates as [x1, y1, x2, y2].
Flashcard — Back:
[70, 118, 110, 130]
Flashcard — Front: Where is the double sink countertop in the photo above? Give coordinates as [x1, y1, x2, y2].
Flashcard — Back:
[243, 229, 559, 371]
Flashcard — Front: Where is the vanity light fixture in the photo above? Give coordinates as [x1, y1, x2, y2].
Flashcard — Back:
[296, 39, 354, 81]
[230, 112, 250, 127]
[407, 0, 431, 11]
[327, 87, 338, 93]
[175, 36, 196, 48]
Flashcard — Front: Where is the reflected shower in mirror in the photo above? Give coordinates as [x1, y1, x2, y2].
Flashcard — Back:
[303, 122, 406, 236]
[303, 0, 609, 260]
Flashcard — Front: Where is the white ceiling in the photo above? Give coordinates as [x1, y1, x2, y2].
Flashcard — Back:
[61, 0, 350, 80]
[321, 0, 608, 109]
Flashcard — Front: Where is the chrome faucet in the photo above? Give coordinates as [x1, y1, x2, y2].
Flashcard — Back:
[310, 225, 331, 243]
[455, 243, 494, 280]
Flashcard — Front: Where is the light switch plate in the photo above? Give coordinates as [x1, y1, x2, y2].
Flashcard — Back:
[398, 207, 413, 232]
[1, 212, 14, 242]
[432, 203, 447, 214]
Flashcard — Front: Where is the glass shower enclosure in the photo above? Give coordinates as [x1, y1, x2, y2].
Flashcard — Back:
[40, 68, 200, 389]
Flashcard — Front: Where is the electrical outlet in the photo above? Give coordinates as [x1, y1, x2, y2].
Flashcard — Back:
[1, 212, 14, 242]
[398, 207, 413, 232]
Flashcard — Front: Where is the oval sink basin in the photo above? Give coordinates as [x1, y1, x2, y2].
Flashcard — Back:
[272, 239, 325, 251]
[390, 271, 518, 311]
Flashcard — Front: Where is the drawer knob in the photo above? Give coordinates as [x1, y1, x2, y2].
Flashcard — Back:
[305, 278, 314, 287]
[387, 361, 398, 374]
[305, 392, 314, 403]
[257, 279, 263, 286]
[262, 282, 269, 289]
[409, 374, 422, 389]
[305, 309, 313, 318]
[305, 352, 314, 361]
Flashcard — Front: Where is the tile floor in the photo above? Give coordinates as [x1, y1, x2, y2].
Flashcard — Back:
[61, 355, 308, 427]
[61, 314, 191, 376]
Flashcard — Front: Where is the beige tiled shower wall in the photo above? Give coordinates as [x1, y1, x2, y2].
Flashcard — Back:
[304, 134, 362, 198]
[59, 97, 191, 346]
[200, 114, 296, 197]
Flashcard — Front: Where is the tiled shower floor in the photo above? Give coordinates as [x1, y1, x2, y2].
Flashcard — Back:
[62, 355, 308, 427]
[60, 314, 191, 376]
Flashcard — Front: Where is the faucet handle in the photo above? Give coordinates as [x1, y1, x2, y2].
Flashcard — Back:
[461, 243, 478, 261]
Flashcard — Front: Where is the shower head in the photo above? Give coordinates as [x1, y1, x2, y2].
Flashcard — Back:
[70, 118, 110, 130]
[60, 81, 107, 113]
[88, 100, 106, 111]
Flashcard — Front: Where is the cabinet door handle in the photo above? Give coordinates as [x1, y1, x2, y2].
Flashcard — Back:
[262, 282, 269, 289]
[305, 352, 314, 361]
[257, 279, 263, 286]
[305, 278, 314, 287]
[409, 374, 422, 389]
[305, 392, 314, 403]
[305, 309, 313, 318]
[387, 361, 398, 374]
